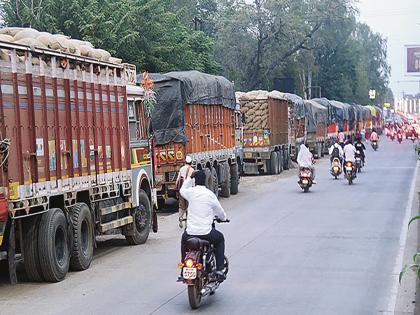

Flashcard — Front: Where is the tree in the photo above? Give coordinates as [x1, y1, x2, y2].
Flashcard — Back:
[0, 0, 220, 74]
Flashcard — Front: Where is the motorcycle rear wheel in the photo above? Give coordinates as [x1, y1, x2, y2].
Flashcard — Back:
[188, 284, 202, 309]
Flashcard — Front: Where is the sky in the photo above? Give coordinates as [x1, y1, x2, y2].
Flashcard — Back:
[357, 0, 420, 98]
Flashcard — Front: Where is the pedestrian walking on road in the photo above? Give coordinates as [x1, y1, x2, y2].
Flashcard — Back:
[176, 156, 194, 228]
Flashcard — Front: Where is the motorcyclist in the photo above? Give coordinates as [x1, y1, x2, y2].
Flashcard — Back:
[338, 130, 345, 148]
[370, 129, 379, 142]
[343, 139, 357, 174]
[179, 170, 227, 280]
[354, 136, 366, 164]
[328, 141, 344, 164]
[297, 143, 316, 184]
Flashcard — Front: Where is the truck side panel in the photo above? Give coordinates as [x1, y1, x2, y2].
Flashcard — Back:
[0, 55, 129, 205]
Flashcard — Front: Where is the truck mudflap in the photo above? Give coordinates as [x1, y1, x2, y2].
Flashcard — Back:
[243, 162, 260, 175]
[0, 220, 17, 284]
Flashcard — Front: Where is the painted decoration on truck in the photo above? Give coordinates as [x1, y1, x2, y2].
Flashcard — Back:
[73, 140, 79, 169]
[48, 140, 56, 171]
[36, 138, 44, 156]
[80, 140, 87, 168]
[60, 140, 67, 169]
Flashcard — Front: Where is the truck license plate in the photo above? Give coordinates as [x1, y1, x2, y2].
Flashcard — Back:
[183, 267, 197, 280]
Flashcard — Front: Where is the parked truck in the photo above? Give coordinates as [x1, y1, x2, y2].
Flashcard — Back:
[0, 30, 156, 283]
[303, 100, 328, 158]
[238, 91, 290, 175]
[150, 71, 240, 205]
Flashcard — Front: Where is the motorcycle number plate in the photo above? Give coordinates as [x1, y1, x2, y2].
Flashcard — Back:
[183, 267, 197, 280]
[345, 167, 352, 171]
[302, 179, 309, 184]
[333, 167, 339, 171]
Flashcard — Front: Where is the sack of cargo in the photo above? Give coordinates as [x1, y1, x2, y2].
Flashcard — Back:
[49, 34, 71, 52]
[109, 57, 122, 64]
[79, 44, 94, 57]
[14, 38, 47, 49]
[71, 39, 94, 48]
[0, 49, 10, 61]
[88, 48, 111, 61]
[14, 28, 40, 41]
[0, 27, 24, 36]
[0, 34, 13, 43]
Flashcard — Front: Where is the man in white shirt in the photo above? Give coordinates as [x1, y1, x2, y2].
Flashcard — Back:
[343, 140, 357, 163]
[176, 156, 194, 228]
[328, 141, 344, 164]
[180, 170, 227, 275]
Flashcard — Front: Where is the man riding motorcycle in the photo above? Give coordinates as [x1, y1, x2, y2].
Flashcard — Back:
[297, 143, 317, 184]
[329, 141, 344, 164]
[179, 170, 227, 280]
[343, 140, 357, 175]
[354, 137, 366, 164]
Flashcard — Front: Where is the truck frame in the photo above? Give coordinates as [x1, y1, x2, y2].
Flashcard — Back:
[0, 39, 156, 283]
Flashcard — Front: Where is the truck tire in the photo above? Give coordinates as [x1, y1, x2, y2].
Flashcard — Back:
[205, 168, 212, 190]
[125, 190, 151, 245]
[38, 208, 70, 282]
[212, 167, 219, 197]
[69, 203, 94, 271]
[276, 151, 283, 174]
[283, 150, 290, 170]
[22, 216, 43, 282]
[270, 152, 278, 175]
[230, 164, 239, 195]
[220, 164, 231, 198]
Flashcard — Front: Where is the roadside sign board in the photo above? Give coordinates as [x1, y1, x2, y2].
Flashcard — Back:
[405, 45, 420, 76]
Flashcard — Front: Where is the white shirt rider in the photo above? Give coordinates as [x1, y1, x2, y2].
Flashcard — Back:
[328, 143, 344, 158]
[343, 142, 357, 163]
[180, 176, 226, 235]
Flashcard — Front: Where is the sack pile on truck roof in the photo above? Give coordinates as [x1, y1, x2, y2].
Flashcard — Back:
[0, 27, 122, 64]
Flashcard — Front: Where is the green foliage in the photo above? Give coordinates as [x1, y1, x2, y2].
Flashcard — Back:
[0, 0, 390, 102]
[0, 0, 220, 73]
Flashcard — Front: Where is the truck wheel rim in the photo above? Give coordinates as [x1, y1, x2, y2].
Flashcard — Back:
[55, 226, 66, 266]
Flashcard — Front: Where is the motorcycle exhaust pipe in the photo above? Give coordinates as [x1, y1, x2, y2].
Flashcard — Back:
[201, 282, 220, 297]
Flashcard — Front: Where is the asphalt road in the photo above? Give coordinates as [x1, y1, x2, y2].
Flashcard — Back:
[0, 138, 417, 315]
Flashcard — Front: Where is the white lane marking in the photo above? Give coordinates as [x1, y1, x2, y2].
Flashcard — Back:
[387, 160, 419, 313]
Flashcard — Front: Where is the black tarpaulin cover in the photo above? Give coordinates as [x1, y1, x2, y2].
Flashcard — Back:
[304, 100, 328, 133]
[149, 71, 236, 145]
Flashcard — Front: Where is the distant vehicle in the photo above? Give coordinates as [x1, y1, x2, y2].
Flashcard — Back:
[298, 167, 313, 192]
[330, 158, 342, 179]
[344, 161, 356, 185]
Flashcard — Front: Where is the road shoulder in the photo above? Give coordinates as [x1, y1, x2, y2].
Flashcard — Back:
[394, 160, 420, 315]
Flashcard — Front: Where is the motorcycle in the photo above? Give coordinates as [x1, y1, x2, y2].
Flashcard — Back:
[397, 133, 403, 144]
[298, 167, 312, 192]
[179, 218, 230, 309]
[411, 135, 416, 143]
[371, 140, 378, 151]
[355, 151, 363, 173]
[330, 158, 342, 179]
[391, 134, 395, 141]
[344, 161, 356, 185]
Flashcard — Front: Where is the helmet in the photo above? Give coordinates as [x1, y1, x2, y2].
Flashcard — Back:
[185, 156, 192, 164]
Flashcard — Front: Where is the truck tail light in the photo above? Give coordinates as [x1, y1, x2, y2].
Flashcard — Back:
[0, 196, 7, 221]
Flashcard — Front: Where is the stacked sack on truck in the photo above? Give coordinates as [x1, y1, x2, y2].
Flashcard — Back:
[238, 90, 270, 131]
[238, 90, 285, 132]
[0, 27, 122, 64]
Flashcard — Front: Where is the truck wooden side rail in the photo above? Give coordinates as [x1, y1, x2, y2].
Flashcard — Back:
[0, 37, 156, 283]
[150, 71, 240, 205]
